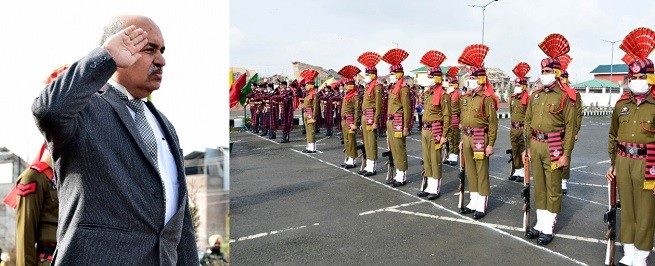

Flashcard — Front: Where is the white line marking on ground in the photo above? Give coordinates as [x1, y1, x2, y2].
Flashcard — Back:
[230, 223, 320, 243]
[565, 194, 604, 206]
[292, 148, 586, 265]
[568, 181, 607, 188]
[361, 205, 586, 265]
[570, 165, 588, 170]
[246, 131, 281, 145]
[316, 137, 329, 143]
[597, 160, 611, 164]
[571, 168, 605, 177]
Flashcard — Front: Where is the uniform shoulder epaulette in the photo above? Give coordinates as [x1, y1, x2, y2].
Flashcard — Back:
[617, 91, 632, 102]
[30, 161, 54, 181]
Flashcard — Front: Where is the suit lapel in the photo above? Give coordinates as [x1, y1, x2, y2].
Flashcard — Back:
[102, 86, 159, 172]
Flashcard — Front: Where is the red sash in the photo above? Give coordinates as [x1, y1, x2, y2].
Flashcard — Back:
[364, 108, 375, 131]
[345, 113, 355, 134]
[393, 113, 403, 138]
[450, 114, 459, 129]
[305, 107, 315, 123]
[547, 131, 564, 169]
[472, 127, 486, 159]
[431, 121, 443, 149]
[616, 141, 655, 189]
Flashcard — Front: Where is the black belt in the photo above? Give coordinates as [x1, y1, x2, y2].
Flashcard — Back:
[618, 144, 647, 156]
[422, 121, 442, 129]
[463, 127, 487, 136]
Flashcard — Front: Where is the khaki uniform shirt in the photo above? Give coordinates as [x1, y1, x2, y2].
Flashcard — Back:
[303, 89, 320, 121]
[361, 83, 383, 124]
[15, 164, 58, 266]
[460, 88, 499, 146]
[421, 86, 452, 139]
[608, 93, 655, 166]
[341, 92, 361, 126]
[388, 84, 411, 129]
[524, 85, 576, 156]
[510, 92, 528, 122]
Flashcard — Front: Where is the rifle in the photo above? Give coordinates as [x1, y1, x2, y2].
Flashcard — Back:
[382, 150, 394, 184]
[357, 143, 367, 173]
[604, 177, 617, 266]
[458, 147, 466, 211]
[522, 152, 531, 237]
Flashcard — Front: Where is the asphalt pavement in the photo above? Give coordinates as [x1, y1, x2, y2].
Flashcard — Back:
[230, 115, 647, 265]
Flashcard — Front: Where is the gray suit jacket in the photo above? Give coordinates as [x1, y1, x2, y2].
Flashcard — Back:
[32, 48, 199, 265]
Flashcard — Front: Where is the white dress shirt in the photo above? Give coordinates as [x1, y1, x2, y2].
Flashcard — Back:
[109, 79, 180, 224]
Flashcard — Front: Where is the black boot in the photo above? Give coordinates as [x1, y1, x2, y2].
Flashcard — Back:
[259, 130, 268, 136]
[325, 128, 333, 136]
[526, 228, 540, 239]
[537, 233, 554, 245]
[279, 133, 289, 143]
[269, 131, 276, 139]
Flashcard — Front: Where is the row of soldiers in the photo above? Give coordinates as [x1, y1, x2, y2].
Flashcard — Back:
[248, 26, 655, 264]
[297, 33, 582, 248]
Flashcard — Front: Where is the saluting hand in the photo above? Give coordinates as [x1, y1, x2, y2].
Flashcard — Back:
[102, 25, 148, 68]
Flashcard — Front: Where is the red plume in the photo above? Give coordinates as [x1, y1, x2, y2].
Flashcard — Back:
[619, 27, 655, 60]
[457, 44, 489, 67]
[420, 50, 447, 68]
[622, 53, 638, 64]
[338, 65, 361, 79]
[512, 62, 531, 79]
[382, 48, 409, 66]
[446, 66, 460, 78]
[357, 52, 382, 68]
[300, 69, 319, 83]
[558, 55, 573, 72]
[538, 33, 570, 58]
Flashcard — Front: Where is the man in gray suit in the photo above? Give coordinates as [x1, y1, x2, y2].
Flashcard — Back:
[32, 15, 199, 265]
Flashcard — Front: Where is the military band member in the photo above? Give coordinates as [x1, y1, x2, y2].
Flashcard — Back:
[319, 85, 335, 136]
[358, 51, 383, 176]
[279, 80, 295, 143]
[338, 66, 362, 168]
[444, 66, 462, 166]
[268, 83, 280, 139]
[301, 69, 320, 153]
[607, 27, 655, 265]
[382, 48, 411, 187]
[558, 55, 582, 194]
[409, 85, 418, 134]
[508, 62, 531, 182]
[524, 33, 577, 245]
[416, 50, 451, 200]
[457, 44, 499, 220]
[378, 82, 389, 138]
[259, 83, 271, 137]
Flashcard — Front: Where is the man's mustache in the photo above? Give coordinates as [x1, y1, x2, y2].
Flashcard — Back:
[148, 66, 163, 75]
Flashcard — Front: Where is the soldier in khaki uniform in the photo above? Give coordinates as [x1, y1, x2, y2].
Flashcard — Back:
[444, 66, 462, 166]
[416, 50, 451, 200]
[524, 33, 577, 245]
[338, 66, 362, 168]
[508, 62, 531, 182]
[382, 48, 411, 187]
[301, 69, 320, 153]
[457, 44, 499, 220]
[558, 55, 583, 194]
[606, 27, 655, 265]
[358, 51, 383, 176]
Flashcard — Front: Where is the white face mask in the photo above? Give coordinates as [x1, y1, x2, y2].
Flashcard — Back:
[466, 79, 479, 89]
[514, 86, 523, 94]
[442, 81, 450, 88]
[630, 79, 650, 95]
[389, 75, 398, 83]
[540, 73, 556, 86]
[447, 86, 455, 93]
[364, 76, 372, 83]
[426, 79, 436, 87]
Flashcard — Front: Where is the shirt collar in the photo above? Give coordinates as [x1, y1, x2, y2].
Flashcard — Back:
[108, 79, 147, 102]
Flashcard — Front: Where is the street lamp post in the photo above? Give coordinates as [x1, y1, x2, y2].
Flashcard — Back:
[469, 0, 499, 44]
[602, 39, 620, 107]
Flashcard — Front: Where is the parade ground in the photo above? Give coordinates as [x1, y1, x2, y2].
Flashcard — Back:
[230, 114, 638, 265]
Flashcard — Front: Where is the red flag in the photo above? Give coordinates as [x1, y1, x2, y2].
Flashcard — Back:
[229, 73, 248, 108]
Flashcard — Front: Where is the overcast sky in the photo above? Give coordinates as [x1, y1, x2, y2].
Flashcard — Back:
[0, 1, 229, 160]
[231, 0, 655, 83]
